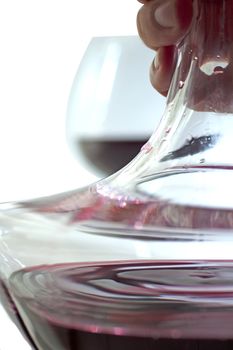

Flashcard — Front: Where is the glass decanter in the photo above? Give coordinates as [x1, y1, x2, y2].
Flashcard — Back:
[1, 0, 233, 349]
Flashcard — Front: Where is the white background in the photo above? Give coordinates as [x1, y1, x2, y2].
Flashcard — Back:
[0, 0, 141, 202]
[0, 1, 142, 349]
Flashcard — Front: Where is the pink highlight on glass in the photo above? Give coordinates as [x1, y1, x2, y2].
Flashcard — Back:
[141, 142, 153, 154]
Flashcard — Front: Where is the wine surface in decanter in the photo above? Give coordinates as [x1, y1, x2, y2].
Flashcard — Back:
[1, 261, 233, 349]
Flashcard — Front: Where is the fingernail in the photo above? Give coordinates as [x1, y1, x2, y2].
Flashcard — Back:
[153, 54, 160, 72]
[154, 0, 178, 28]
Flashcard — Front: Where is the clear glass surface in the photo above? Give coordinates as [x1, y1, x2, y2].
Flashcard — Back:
[1, 0, 233, 348]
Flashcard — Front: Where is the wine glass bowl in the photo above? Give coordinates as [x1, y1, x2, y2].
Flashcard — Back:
[66, 36, 165, 176]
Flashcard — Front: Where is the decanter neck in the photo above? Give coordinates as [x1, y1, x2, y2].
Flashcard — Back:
[112, 0, 233, 184]
[168, 0, 233, 113]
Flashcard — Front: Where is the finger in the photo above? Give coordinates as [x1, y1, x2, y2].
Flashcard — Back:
[137, 0, 193, 50]
[150, 45, 177, 96]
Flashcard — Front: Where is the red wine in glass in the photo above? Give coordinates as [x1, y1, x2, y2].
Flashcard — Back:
[2, 260, 233, 350]
[78, 138, 149, 175]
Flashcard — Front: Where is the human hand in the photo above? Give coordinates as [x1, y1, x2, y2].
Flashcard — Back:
[137, 0, 193, 96]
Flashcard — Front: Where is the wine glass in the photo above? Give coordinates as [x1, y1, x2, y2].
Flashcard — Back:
[66, 36, 165, 177]
[1, 1, 233, 349]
